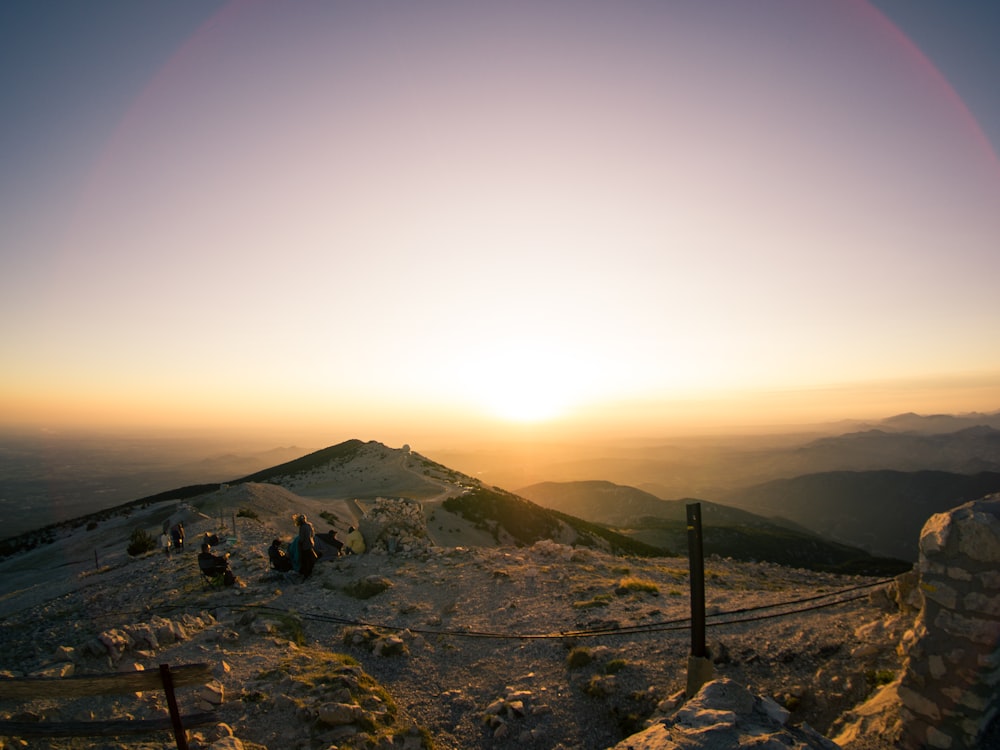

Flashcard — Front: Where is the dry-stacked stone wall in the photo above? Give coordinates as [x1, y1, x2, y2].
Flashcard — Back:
[897, 493, 1000, 749]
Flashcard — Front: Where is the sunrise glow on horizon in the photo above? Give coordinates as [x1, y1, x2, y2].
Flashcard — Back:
[2, 1, 999, 444]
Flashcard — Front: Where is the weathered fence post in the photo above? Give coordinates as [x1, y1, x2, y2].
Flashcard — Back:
[159, 663, 189, 750]
[686, 502, 713, 697]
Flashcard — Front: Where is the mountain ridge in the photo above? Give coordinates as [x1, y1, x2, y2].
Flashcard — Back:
[2, 441, 901, 572]
[720, 469, 1000, 561]
[516, 480, 909, 574]
[2, 436, 996, 749]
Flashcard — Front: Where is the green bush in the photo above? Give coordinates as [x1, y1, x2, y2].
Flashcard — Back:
[567, 647, 593, 669]
[572, 594, 612, 609]
[583, 674, 612, 697]
[271, 613, 307, 646]
[126, 527, 157, 556]
[343, 576, 393, 599]
[615, 577, 660, 596]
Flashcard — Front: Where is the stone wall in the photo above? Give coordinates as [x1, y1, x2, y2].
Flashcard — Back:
[896, 493, 1000, 749]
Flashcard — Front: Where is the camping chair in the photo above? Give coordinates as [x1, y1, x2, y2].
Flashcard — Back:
[201, 568, 226, 589]
[198, 554, 229, 588]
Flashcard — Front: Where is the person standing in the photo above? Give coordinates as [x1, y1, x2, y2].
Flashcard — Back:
[295, 514, 317, 578]
[160, 530, 171, 556]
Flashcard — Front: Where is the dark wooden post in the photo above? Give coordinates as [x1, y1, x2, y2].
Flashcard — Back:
[159, 664, 189, 750]
[686, 502, 713, 696]
[687, 503, 706, 657]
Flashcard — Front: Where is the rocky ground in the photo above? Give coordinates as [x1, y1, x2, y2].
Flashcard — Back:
[0, 504, 910, 750]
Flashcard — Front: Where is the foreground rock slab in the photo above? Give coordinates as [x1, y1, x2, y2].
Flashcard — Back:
[610, 678, 840, 750]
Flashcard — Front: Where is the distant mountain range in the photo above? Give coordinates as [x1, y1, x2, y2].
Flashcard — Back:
[862, 411, 1000, 434]
[518, 466, 1000, 565]
[719, 470, 1000, 562]
[4, 412, 999, 571]
[783, 426, 1000, 474]
[635, 424, 1000, 499]
[516, 480, 909, 574]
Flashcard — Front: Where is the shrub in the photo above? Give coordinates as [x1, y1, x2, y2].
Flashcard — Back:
[344, 576, 393, 599]
[572, 594, 612, 609]
[566, 647, 593, 669]
[271, 613, 307, 646]
[236, 508, 259, 520]
[126, 528, 157, 556]
[583, 674, 613, 697]
[615, 577, 660, 596]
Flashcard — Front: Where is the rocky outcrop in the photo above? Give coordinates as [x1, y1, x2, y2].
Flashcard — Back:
[894, 493, 1000, 749]
[610, 678, 839, 749]
[358, 497, 432, 556]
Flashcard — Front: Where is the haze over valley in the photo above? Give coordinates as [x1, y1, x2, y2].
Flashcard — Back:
[4, 410, 999, 563]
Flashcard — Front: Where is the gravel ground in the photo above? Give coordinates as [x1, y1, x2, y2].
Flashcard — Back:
[1, 509, 906, 750]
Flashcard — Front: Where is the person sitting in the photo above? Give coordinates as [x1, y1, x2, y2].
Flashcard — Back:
[346, 526, 366, 555]
[198, 542, 236, 586]
[316, 530, 344, 557]
[268, 539, 293, 572]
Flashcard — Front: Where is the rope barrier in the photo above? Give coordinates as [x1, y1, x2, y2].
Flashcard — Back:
[3, 557, 895, 644]
[234, 577, 893, 641]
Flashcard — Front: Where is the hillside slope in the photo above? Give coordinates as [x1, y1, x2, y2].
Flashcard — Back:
[720, 470, 1000, 561]
[517, 480, 906, 574]
[0, 489, 908, 750]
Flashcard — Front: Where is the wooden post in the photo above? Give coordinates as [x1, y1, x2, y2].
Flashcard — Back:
[686, 502, 713, 697]
[159, 664, 189, 750]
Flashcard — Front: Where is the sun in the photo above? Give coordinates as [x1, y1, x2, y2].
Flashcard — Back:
[483, 380, 568, 423]
[455, 338, 598, 424]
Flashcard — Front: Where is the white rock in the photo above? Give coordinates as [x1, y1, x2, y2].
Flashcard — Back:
[318, 702, 362, 725]
[758, 696, 790, 726]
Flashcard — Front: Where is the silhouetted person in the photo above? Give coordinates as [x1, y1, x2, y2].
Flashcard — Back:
[198, 542, 236, 586]
[294, 514, 317, 578]
[269, 539, 293, 572]
[170, 522, 185, 550]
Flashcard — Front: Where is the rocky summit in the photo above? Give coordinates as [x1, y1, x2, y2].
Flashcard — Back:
[0, 441, 997, 750]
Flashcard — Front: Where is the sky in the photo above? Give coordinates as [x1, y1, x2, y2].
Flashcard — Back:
[2, 0, 999, 446]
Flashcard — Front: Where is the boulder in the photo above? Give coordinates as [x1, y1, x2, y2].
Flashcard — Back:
[608, 678, 840, 750]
